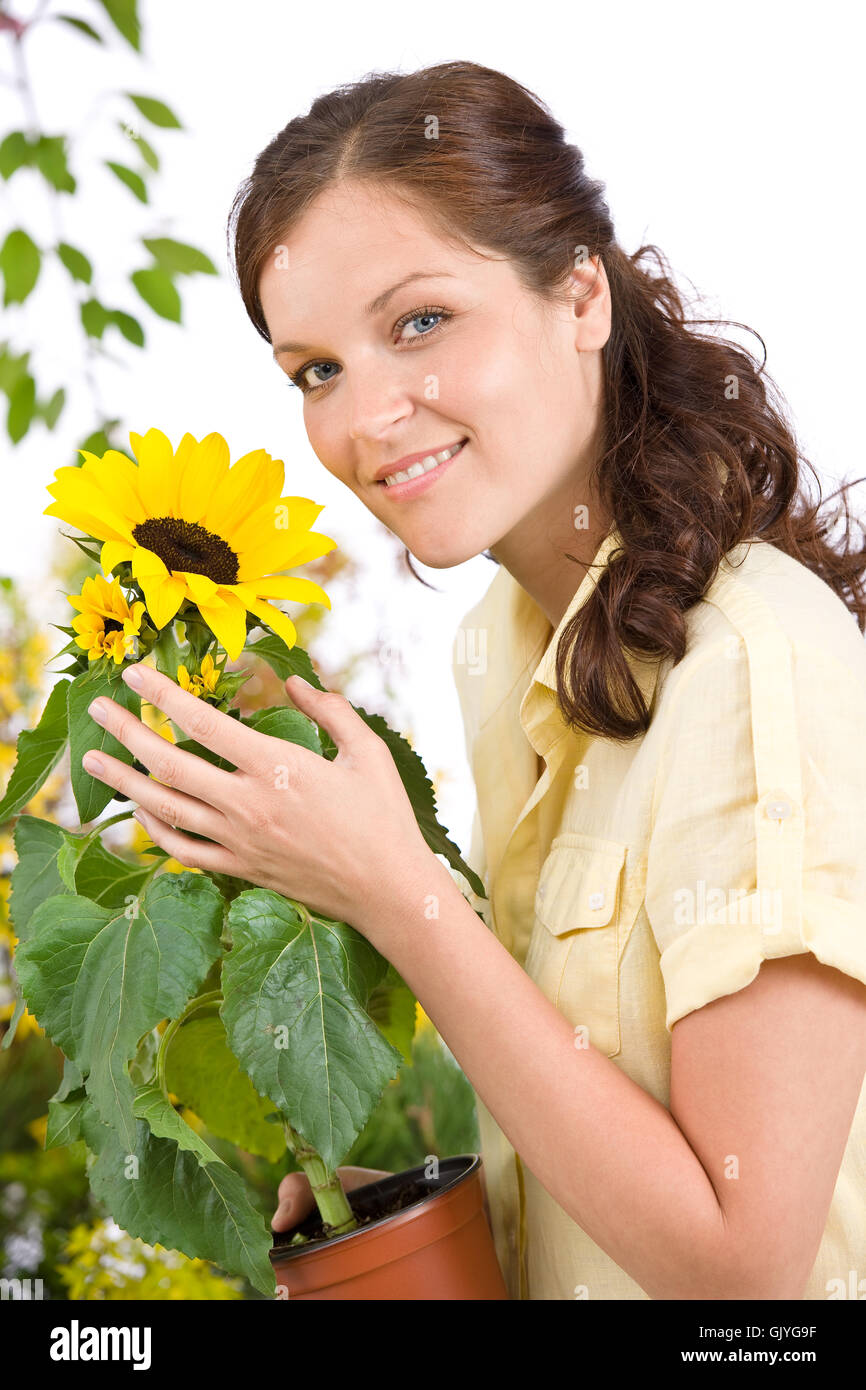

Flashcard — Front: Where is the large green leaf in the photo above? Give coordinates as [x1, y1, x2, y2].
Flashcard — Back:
[222, 889, 402, 1170]
[0, 678, 69, 824]
[165, 1014, 286, 1163]
[73, 835, 154, 909]
[14, 872, 224, 1151]
[8, 817, 69, 941]
[68, 657, 141, 824]
[367, 963, 418, 1065]
[81, 1088, 275, 1297]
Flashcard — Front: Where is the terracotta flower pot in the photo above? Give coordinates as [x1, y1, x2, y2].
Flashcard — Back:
[270, 1154, 509, 1300]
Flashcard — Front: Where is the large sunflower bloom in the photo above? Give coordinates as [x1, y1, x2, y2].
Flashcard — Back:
[44, 429, 336, 661]
[68, 573, 146, 664]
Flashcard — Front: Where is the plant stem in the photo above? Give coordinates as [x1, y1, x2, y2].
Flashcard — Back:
[155, 990, 223, 1101]
[282, 1120, 358, 1235]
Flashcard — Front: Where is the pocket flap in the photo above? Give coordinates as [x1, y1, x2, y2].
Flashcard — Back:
[535, 835, 627, 935]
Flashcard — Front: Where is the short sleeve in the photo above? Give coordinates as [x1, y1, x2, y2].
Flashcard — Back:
[645, 619, 866, 1030]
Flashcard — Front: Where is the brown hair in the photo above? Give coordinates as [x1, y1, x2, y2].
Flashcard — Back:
[228, 59, 866, 742]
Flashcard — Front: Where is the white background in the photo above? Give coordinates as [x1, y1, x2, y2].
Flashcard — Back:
[2, 0, 864, 853]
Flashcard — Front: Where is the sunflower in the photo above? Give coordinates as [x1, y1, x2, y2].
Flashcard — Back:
[44, 428, 336, 661]
[177, 651, 220, 699]
[68, 573, 146, 664]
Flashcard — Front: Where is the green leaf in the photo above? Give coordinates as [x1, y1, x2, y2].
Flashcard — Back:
[165, 1014, 286, 1162]
[95, 0, 141, 50]
[0, 679, 70, 825]
[80, 1088, 276, 1296]
[141, 237, 216, 276]
[73, 836, 154, 910]
[0, 132, 34, 180]
[367, 963, 418, 1065]
[130, 267, 180, 322]
[14, 872, 224, 1151]
[54, 14, 104, 42]
[38, 386, 66, 429]
[105, 160, 148, 203]
[80, 298, 110, 339]
[33, 136, 75, 194]
[0, 229, 41, 306]
[242, 705, 323, 755]
[68, 658, 142, 823]
[353, 705, 487, 899]
[0, 996, 26, 1051]
[119, 122, 159, 170]
[222, 889, 402, 1170]
[46, 1089, 87, 1148]
[8, 817, 70, 942]
[54, 1055, 85, 1100]
[56, 242, 92, 285]
[126, 92, 182, 128]
[108, 308, 144, 346]
[6, 372, 35, 442]
[0, 343, 31, 396]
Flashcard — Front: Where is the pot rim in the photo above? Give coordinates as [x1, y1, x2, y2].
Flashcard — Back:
[268, 1152, 482, 1266]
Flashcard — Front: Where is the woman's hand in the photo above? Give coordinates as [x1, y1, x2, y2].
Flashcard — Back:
[80, 662, 434, 934]
[272, 1165, 393, 1233]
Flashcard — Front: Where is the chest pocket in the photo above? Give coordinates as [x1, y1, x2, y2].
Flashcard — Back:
[525, 832, 645, 1058]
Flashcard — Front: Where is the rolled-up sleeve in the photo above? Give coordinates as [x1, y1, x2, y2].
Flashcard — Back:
[645, 624, 866, 1030]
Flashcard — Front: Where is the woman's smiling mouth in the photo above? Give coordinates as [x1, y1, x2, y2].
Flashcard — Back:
[376, 438, 468, 499]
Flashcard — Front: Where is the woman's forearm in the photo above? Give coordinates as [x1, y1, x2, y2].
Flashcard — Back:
[359, 853, 734, 1300]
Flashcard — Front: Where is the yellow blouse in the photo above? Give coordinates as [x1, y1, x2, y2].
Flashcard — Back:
[452, 525, 866, 1300]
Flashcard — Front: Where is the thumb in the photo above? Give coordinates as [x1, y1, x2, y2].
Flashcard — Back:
[285, 674, 362, 752]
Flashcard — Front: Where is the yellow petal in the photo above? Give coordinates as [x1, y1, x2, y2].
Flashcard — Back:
[242, 596, 298, 652]
[131, 546, 170, 582]
[177, 434, 231, 524]
[43, 498, 132, 546]
[196, 592, 249, 663]
[236, 576, 331, 608]
[236, 530, 336, 582]
[203, 450, 285, 539]
[139, 574, 186, 630]
[181, 572, 220, 604]
[80, 450, 146, 524]
[101, 539, 134, 574]
[131, 428, 176, 517]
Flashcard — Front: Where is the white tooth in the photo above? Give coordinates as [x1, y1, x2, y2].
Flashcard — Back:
[435, 446, 456, 463]
[389, 469, 410, 484]
[406, 461, 426, 479]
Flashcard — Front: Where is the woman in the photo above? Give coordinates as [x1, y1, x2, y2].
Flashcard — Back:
[92, 60, 866, 1299]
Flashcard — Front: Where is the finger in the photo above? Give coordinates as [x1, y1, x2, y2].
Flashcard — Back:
[132, 806, 243, 877]
[81, 742, 228, 844]
[285, 675, 367, 757]
[121, 661, 271, 776]
[87, 694, 238, 820]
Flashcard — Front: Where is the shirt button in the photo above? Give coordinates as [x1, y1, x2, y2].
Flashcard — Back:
[588, 890, 605, 910]
[766, 797, 792, 821]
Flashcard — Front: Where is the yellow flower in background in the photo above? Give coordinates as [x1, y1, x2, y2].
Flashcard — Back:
[44, 428, 337, 662]
[67, 573, 146, 664]
[177, 652, 220, 699]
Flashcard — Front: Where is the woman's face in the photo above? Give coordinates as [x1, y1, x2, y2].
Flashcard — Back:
[258, 179, 611, 571]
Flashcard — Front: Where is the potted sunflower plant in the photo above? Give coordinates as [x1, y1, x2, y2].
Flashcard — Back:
[0, 428, 506, 1300]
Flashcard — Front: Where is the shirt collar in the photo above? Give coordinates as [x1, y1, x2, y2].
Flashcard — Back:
[465, 525, 662, 746]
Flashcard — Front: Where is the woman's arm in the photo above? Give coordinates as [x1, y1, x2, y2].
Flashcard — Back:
[363, 853, 866, 1300]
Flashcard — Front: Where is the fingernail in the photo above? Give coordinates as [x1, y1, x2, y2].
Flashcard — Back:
[88, 698, 108, 725]
[291, 675, 312, 689]
[83, 753, 104, 775]
[123, 664, 145, 689]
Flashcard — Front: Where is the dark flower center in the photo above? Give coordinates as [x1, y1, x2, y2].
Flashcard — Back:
[132, 517, 239, 584]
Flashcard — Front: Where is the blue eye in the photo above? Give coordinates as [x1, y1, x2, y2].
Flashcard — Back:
[288, 305, 452, 396]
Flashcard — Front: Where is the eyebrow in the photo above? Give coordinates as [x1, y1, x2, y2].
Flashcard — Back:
[271, 270, 458, 358]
